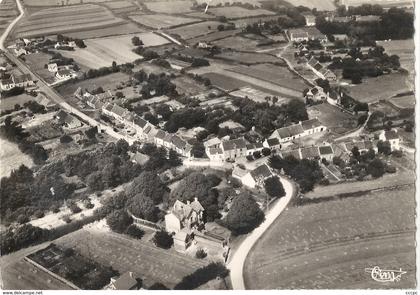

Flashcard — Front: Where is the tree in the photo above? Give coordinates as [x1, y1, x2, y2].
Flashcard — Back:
[168, 150, 182, 167]
[264, 176, 285, 199]
[153, 230, 173, 249]
[224, 192, 265, 235]
[128, 193, 158, 222]
[131, 36, 143, 46]
[129, 171, 169, 204]
[125, 224, 145, 239]
[377, 140, 392, 155]
[261, 148, 271, 157]
[351, 146, 360, 158]
[367, 158, 385, 178]
[196, 248, 207, 259]
[174, 262, 229, 290]
[253, 151, 261, 159]
[140, 143, 157, 155]
[106, 209, 132, 233]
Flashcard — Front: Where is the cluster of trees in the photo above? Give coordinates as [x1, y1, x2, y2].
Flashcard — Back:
[132, 71, 177, 99]
[0, 117, 48, 165]
[83, 62, 134, 79]
[328, 46, 400, 84]
[63, 140, 142, 192]
[0, 163, 77, 224]
[317, 7, 414, 41]
[131, 36, 144, 47]
[174, 262, 229, 290]
[231, 97, 308, 136]
[0, 224, 49, 254]
[269, 155, 323, 192]
[164, 107, 206, 133]
[223, 192, 265, 235]
[264, 176, 285, 199]
[133, 46, 160, 61]
[170, 172, 223, 222]
[0, 86, 25, 98]
[49, 52, 75, 67]
[175, 54, 210, 68]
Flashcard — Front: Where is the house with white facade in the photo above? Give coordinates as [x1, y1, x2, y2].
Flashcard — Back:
[379, 130, 401, 151]
[270, 118, 326, 143]
[240, 164, 274, 189]
[165, 199, 204, 234]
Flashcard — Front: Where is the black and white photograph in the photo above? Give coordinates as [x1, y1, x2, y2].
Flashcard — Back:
[0, 0, 417, 293]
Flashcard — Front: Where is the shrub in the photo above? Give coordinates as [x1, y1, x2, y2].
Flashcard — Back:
[84, 202, 94, 209]
[152, 230, 173, 249]
[34, 210, 45, 219]
[50, 204, 60, 213]
[106, 209, 132, 233]
[195, 248, 207, 259]
[253, 151, 262, 159]
[261, 148, 271, 157]
[17, 214, 29, 224]
[63, 215, 72, 223]
[60, 135, 73, 143]
[125, 224, 145, 239]
[246, 155, 253, 161]
[69, 203, 82, 214]
[319, 178, 330, 186]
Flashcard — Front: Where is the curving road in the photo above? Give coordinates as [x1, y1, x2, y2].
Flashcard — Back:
[0, 0, 24, 51]
[227, 176, 296, 290]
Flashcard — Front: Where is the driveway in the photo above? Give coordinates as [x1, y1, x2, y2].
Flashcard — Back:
[227, 175, 296, 289]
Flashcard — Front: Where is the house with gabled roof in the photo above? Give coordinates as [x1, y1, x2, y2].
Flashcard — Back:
[379, 130, 401, 151]
[263, 137, 281, 151]
[108, 272, 139, 290]
[319, 144, 334, 161]
[221, 137, 248, 161]
[240, 164, 274, 189]
[165, 198, 204, 234]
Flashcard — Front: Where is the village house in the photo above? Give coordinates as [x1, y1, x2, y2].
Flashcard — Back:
[245, 142, 264, 156]
[270, 118, 326, 143]
[305, 86, 327, 102]
[319, 144, 335, 162]
[263, 137, 281, 151]
[307, 56, 337, 81]
[379, 130, 401, 151]
[239, 164, 274, 189]
[56, 69, 74, 80]
[221, 137, 248, 161]
[47, 63, 58, 73]
[302, 12, 316, 26]
[165, 198, 204, 234]
[54, 110, 83, 129]
[153, 130, 192, 157]
[1, 73, 34, 90]
[108, 272, 139, 290]
[300, 146, 321, 160]
[343, 140, 377, 154]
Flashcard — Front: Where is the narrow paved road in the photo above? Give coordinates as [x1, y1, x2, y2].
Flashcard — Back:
[0, 0, 133, 143]
[0, 0, 23, 50]
[227, 176, 295, 290]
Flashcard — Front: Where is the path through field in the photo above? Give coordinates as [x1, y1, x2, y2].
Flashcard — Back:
[227, 176, 296, 289]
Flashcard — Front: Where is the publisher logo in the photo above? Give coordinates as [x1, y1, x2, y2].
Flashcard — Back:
[365, 266, 406, 283]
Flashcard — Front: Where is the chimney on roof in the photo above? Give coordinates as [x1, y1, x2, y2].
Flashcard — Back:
[187, 200, 190, 205]
[194, 197, 198, 202]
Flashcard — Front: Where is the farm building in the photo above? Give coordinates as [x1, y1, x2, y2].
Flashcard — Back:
[54, 110, 83, 129]
[288, 27, 327, 43]
[305, 86, 328, 102]
[307, 57, 336, 81]
[379, 130, 401, 151]
[0, 73, 34, 90]
[221, 137, 248, 161]
[263, 137, 281, 151]
[270, 118, 327, 143]
[239, 164, 274, 189]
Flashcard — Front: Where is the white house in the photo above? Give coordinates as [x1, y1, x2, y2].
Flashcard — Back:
[48, 63, 58, 72]
[379, 130, 401, 151]
[270, 118, 326, 143]
[56, 69, 74, 80]
[302, 12, 316, 26]
[165, 199, 204, 234]
[240, 164, 274, 189]
[305, 86, 327, 102]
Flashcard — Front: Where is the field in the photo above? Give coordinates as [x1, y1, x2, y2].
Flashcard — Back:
[23, 52, 57, 83]
[173, 76, 208, 96]
[307, 103, 357, 134]
[65, 22, 143, 39]
[22, 0, 113, 6]
[376, 39, 414, 89]
[0, 0, 18, 34]
[343, 72, 410, 103]
[0, 137, 34, 178]
[207, 6, 275, 18]
[227, 63, 307, 95]
[342, 0, 413, 8]
[196, 0, 261, 5]
[215, 51, 281, 65]
[55, 227, 207, 288]
[389, 94, 415, 109]
[244, 185, 416, 289]
[0, 93, 35, 112]
[129, 14, 199, 29]
[283, 0, 336, 10]
[167, 21, 223, 40]
[13, 4, 129, 38]
[59, 33, 168, 69]
[187, 29, 241, 45]
[144, 0, 193, 13]
[212, 35, 269, 51]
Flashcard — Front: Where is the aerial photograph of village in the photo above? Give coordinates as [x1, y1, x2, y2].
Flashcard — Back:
[0, 0, 416, 291]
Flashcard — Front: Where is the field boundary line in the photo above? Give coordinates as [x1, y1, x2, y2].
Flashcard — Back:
[24, 256, 80, 290]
